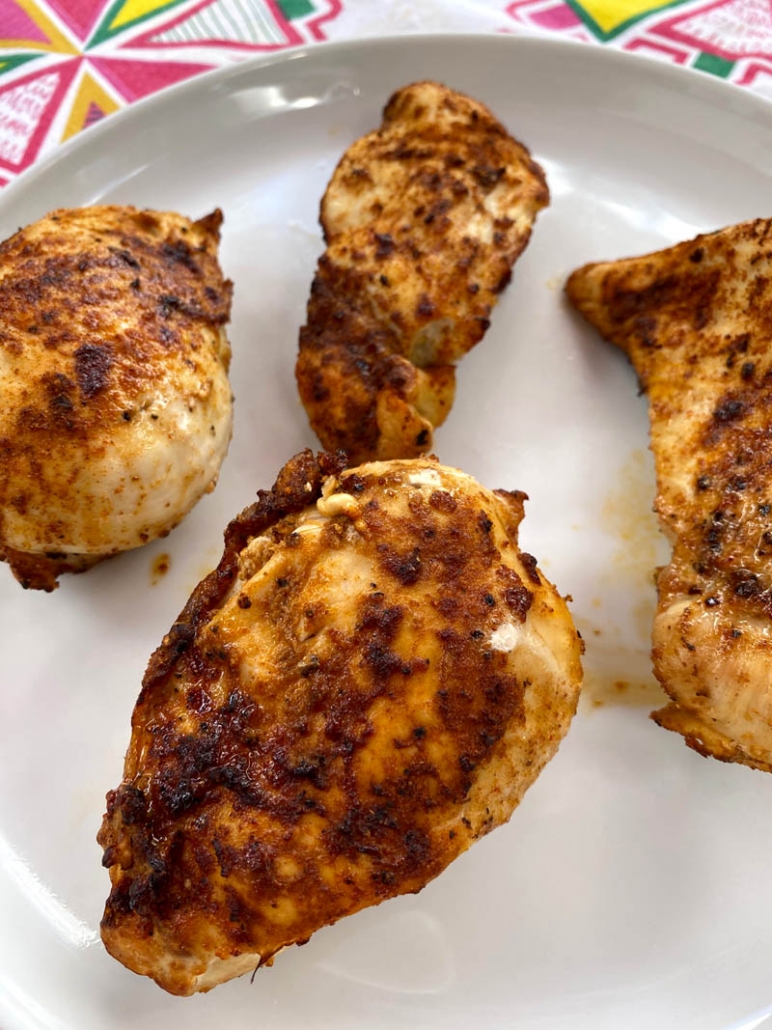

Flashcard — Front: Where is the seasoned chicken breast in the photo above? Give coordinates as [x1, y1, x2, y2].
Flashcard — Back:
[98, 450, 583, 995]
[296, 81, 549, 463]
[566, 219, 772, 771]
[0, 205, 233, 590]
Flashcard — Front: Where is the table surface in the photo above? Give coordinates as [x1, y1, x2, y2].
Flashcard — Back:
[0, 0, 770, 189]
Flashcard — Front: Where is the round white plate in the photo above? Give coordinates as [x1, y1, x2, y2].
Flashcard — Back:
[1, 33, 772, 1030]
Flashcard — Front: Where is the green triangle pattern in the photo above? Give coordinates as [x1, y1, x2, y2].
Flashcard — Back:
[693, 52, 735, 79]
[87, 0, 190, 48]
[277, 0, 314, 18]
[0, 54, 42, 78]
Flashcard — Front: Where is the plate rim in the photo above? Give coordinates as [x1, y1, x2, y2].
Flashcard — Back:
[2, 30, 772, 216]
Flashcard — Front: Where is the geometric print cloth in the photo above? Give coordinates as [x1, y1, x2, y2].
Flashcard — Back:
[0, 0, 770, 188]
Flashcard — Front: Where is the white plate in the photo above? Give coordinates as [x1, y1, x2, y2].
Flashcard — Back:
[1, 33, 772, 1030]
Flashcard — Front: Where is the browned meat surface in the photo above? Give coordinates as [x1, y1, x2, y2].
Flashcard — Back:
[296, 81, 549, 463]
[566, 219, 772, 772]
[0, 205, 232, 590]
[98, 450, 583, 994]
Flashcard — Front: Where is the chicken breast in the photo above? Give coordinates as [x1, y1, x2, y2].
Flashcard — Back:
[0, 205, 233, 590]
[98, 450, 583, 995]
[566, 219, 772, 772]
[296, 81, 549, 463]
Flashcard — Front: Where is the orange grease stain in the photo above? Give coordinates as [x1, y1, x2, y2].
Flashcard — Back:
[575, 450, 670, 713]
[150, 552, 171, 585]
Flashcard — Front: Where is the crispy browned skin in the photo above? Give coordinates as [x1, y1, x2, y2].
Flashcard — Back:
[296, 81, 549, 463]
[0, 206, 232, 590]
[566, 219, 772, 772]
[98, 450, 583, 995]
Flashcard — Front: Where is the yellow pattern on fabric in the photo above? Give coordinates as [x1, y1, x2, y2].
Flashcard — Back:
[0, 0, 78, 53]
[61, 71, 119, 140]
[108, 0, 177, 32]
[572, 0, 666, 33]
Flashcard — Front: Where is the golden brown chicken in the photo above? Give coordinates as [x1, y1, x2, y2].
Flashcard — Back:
[296, 81, 549, 463]
[98, 450, 583, 995]
[566, 219, 772, 772]
[0, 205, 233, 590]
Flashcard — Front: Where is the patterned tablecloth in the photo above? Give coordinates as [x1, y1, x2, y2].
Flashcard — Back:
[0, 0, 769, 188]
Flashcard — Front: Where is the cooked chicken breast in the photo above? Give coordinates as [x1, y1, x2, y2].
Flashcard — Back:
[296, 81, 549, 463]
[0, 205, 233, 590]
[566, 219, 772, 772]
[98, 450, 583, 995]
